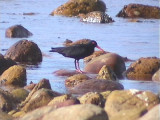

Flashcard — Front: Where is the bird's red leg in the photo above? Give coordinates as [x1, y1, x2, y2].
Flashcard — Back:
[75, 60, 83, 73]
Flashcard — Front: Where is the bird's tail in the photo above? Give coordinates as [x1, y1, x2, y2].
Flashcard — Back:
[49, 47, 57, 52]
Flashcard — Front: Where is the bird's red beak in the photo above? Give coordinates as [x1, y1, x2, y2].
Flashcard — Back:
[96, 45, 106, 52]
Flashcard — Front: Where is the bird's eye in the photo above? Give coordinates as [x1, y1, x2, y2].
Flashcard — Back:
[92, 42, 95, 44]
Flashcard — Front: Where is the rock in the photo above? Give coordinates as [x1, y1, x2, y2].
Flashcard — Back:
[0, 65, 26, 87]
[63, 39, 91, 46]
[0, 89, 16, 112]
[97, 65, 117, 80]
[116, 4, 160, 19]
[24, 83, 36, 91]
[53, 69, 77, 77]
[51, 0, 106, 17]
[68, 79, 124, 95]
[19, 104, 108, 120]
[138, 104, 160, 120]
[84, 50, 106, 63]
[0, 110, 13, 120]
[5, 40, 42, 64]
[125, 57, 160, 81]
[65, 74, 90, 87]
[43, 104, 108, 120]
[11, 88, 29, 102]
[152, 69, 160, 82]
[100, 91, 111, 101]
[20, 79, 53, 109]
[18, 105, 56, 120]
[0, 54, 17, 75]
[5, 25, 33, 38]
[50, 98, 80, 109]
[105, 90, 160, 120]
[48, 94, 72, 105]
[22, 88, 58, 112]
[84, 53, 126, 79]
[79, 92, 105, 107]
[80, 11, 114, 23]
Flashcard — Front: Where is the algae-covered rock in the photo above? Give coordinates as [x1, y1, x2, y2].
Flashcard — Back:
[0, 65, 26, 87]
[125, 57, 160, 81]
[51, 0, 106, 17]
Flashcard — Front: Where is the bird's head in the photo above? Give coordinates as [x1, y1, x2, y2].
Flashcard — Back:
[90, 40, 105, 52]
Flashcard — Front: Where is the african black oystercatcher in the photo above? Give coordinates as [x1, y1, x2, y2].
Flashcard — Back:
[49, 40, 105, 73]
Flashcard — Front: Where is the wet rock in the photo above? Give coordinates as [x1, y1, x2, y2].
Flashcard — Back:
[51, 0, 106, 17]
[5, 25, 33, 38]
[84, 53, 126, 79]
[80, 11, 114, 23]
[11, 88, 29, 102]
[97, 65, 117, 80]
[68, 79, 124, 95]
[0, 89, 16, 112]
[43, 104, 108, 120]
[0, 110, 13, 120]
[5, 40, 42, 64]
[53, 69, 77, 77]
[0, 65, 26, 87]
[84, 50, 106, 63]
[152, 69, 160, 82]
[125, 57, 160, 81]
[79, 92, 105, 107]
[19, 104, 108, 120]
[116, 4, 160, 19]
[22, 88, 58, 112]
[138, 104, 160, 120]
[105, 90, 160, 120]
[0, 54, 17, 75]
[65, 74, 90, 87]
[64, 39, 91, 46]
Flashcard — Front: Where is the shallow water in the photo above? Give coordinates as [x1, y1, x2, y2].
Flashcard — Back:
[0, 0, 160, 94]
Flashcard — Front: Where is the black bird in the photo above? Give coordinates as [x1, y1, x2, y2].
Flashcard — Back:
[49, 40, 105, 73]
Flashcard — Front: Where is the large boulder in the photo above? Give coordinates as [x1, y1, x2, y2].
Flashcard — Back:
[116, 4, 160, 19]
[125, 57, 160, 81]
[0, 65, 26, 87]
[5, 40, 42, 64]
[19, 104, 108, 120]
[43, 104, 108, 120]
[0, 53, 16, 75]
[105, 90, 160, 120]
[80, 11, 114, 23]
[84, 53, 126, 79]
[51, 0, 106, 17]
[68, 79, 124, 94]
[5, 25, 33, 38]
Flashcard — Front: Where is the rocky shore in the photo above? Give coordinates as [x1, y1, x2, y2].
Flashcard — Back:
[0, 0, 160, 120]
